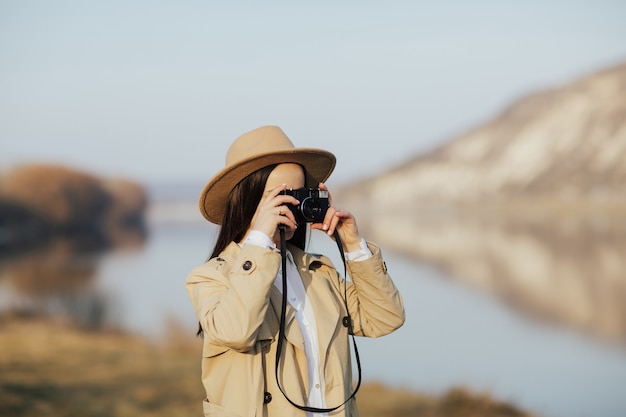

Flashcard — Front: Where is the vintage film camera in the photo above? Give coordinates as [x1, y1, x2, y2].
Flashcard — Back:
[281, 188, 329, 223]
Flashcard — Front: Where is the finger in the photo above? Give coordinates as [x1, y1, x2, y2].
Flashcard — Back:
[265, 183, 287, 199]
[277, 207, 297, 230]
[257, 185, 285, 211]
[277, 206, 291, 217]
[328, 212, 342, 236]
[321, 206, 338, 235]
[278, 205, 299, 224]
[328, 208, 355, 235]
[262, 185, 298, 210]
[316, 205, 334, 230]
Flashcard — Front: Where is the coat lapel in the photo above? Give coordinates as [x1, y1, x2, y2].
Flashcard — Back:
[269, 246, 344, 368]
[291, 247, 343, 365]
[269, 285, 305, 351]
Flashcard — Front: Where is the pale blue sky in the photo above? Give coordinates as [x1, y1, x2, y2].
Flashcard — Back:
[1, 1, 625, 187]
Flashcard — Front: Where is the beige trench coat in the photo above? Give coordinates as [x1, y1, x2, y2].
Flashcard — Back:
[186, 241, 405, 417]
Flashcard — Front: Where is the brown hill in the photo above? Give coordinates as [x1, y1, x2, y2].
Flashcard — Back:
[0, 164, 148, 251]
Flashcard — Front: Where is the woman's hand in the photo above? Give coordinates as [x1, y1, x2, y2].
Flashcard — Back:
[248, 184, 299, 241]
[310, 183, 364, 252]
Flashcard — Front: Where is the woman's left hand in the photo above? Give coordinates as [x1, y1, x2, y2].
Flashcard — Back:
[310, 183, 364, 252]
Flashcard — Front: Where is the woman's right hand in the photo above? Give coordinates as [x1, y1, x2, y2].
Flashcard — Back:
[248, 183, 299, 241]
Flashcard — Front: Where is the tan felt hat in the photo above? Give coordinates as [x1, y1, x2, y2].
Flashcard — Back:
[199, 125, 336, 224]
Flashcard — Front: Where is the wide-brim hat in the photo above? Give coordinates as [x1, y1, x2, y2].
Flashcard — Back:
[199, 125, 336, 224]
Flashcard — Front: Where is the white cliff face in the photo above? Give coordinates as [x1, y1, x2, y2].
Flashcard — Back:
[354, 62, 626, 210]
[337, 62, 626, 348]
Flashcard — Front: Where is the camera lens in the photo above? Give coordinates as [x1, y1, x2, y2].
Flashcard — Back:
[301, 197, 327, 222]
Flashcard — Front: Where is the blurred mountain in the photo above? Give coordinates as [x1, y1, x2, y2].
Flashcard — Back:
[339, 61, 626, 212]
[0, 164, 147, 252]
[336, 61, 626, 348]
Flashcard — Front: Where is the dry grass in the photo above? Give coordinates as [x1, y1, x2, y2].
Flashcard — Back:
[0, 317, 538, 417]
[356, 383, 535, 417]
[0, 317, 203, 417]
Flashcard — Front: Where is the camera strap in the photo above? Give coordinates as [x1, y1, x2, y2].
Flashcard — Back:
[275, 226, 362, 413]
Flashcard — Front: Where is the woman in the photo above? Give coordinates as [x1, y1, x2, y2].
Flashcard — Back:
[186, 125, 405, 417]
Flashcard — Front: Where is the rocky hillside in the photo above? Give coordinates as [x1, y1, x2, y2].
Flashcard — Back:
[340, 61, 626, 213]
[337, 62, 626, 347]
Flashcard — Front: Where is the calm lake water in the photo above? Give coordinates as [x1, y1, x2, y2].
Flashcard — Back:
[2, 205, 626, 417]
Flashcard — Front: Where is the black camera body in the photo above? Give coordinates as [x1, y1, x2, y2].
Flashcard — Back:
[281, 188, 330, 223]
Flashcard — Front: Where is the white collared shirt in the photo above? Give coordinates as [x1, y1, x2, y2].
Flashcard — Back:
[244, 230, 371, 416]
[274, 251, 327, 415]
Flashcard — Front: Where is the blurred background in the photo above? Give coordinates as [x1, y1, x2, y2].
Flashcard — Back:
[1, 2, 625, 417]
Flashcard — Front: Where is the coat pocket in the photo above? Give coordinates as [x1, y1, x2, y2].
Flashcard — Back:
[202, 399, 251, 417]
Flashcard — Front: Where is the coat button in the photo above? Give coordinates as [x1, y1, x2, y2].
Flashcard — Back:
[264, 392, 272, 403]
[242, 260, 252, 271]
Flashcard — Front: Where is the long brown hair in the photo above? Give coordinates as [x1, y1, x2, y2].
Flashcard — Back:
[197, 164, 309, 335]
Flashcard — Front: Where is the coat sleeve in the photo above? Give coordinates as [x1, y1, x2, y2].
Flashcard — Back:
[342, 242, 405, 337]
[185, 244, 281, 354]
